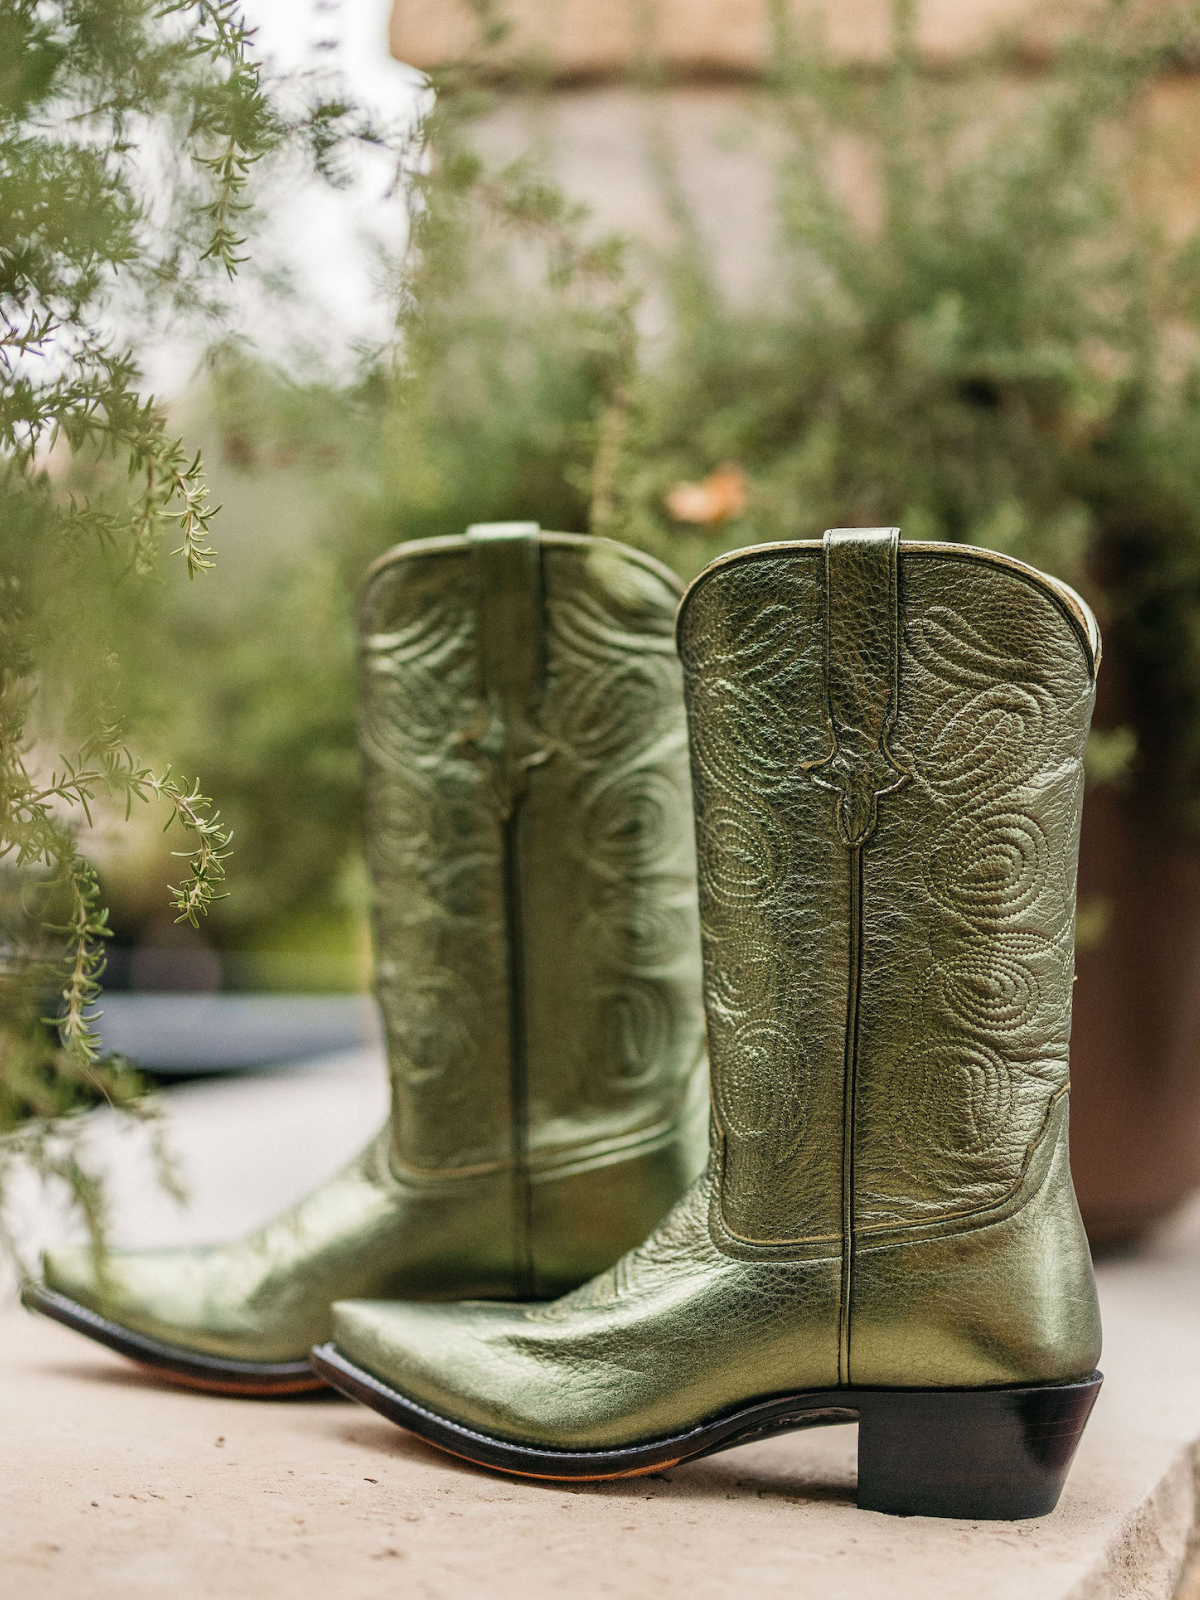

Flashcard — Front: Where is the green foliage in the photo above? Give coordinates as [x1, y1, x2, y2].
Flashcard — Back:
[101, 354, 379, 967]
[626, 0, 1200, 820]
[403, 0, 1200, 820]
[382, 95, 635, 545]
[82, 98, 639, 973]
[0, 1, 395, 1267]
[75, 3, 1200, 1023]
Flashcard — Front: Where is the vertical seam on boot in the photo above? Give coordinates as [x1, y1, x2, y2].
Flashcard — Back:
[469, 524, 547, 1300]
[839, 841, 865, 1386]
[503, 803, 536, 1299]
[808, 527, 904, 1385]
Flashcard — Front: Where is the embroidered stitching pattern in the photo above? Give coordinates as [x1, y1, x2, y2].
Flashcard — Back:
[361, 545, 704, 1181]
[856, 593, 1093, 1229]
[540, 562, 703, 1108]
[680, 559, 834, 1249]
[679, 549, 1094, 1262]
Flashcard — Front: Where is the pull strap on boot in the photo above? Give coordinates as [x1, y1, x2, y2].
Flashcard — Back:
[808, 527, 910, 1381]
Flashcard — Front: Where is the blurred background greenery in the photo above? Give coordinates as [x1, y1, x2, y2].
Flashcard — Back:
[73, 0, 1200, 1001]
[15, 1, 1200, 1254]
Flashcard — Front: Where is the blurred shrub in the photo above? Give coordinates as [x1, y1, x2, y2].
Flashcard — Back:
[88, 357, 381, 986]
[93, 127, 635, 977]
[91, 2, 1200, 987]
[612, 0, 1200, 819]
[0, 0, 278, 1257]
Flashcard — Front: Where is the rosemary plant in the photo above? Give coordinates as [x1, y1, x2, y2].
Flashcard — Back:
[0, 0, 397, 1270]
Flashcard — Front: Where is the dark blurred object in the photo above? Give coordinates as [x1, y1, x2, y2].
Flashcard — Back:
[94, 994, 382, 1078]
[126, 945, 223, 992]
[1071, 651, 1200, 1247]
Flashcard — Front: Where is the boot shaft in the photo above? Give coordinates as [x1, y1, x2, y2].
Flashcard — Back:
[359, 526, 705, 1189]
[678, 531, 1098, 1267]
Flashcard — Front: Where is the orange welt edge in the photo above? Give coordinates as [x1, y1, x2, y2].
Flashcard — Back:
[132, 1360, 327, 1398]
[423, 1433, 683, 1483]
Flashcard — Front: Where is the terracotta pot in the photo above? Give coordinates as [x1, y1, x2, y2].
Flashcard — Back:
[1070, 661, 1200, 1247]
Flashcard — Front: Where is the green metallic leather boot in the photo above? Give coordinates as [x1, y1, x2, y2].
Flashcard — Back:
[23, 525, 707, 1395]
[314, 530, 1104, 1519]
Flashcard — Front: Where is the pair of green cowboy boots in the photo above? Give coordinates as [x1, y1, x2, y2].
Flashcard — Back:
[24, 523, 1104, 1520]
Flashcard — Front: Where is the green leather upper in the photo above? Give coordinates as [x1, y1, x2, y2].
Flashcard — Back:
[331, 533, 1103, 1447]
[40, 527, 708, 1362]
[688, 532, 1100, 1380]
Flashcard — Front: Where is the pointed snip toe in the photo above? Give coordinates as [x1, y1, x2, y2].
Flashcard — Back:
[23, 1281, 321, 1395]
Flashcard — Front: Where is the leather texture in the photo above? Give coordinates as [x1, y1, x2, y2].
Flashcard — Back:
[330, 534, 1103, 1448]
[39, 527, 708, 1363]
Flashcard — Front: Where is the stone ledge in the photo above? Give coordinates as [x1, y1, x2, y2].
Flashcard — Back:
[5, 1054, 1200, 1598]
[388, 0, 1104, 81]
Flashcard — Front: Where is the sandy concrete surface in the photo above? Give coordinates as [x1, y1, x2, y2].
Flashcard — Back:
[5, 1052, 1200, 1600]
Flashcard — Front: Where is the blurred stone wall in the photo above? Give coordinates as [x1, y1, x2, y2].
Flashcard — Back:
[389, 0, 1071, 78]
[387, 1, 1200, 309]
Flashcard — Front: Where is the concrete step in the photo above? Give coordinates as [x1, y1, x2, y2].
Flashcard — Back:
[5, 1052, 1200, 1598]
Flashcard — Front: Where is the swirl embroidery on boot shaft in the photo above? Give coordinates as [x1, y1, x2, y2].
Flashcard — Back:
[864, 584, 1090, 1227]
[541, 571, 701, 1105]
[679, 560, 825, 1245]
[362, 547, 704, 1172]
[362, 573, 507, 1166]
[681, 547, 1094, 1250]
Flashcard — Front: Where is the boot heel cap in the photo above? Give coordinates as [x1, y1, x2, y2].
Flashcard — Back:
[856, 1374, 1102, 1520]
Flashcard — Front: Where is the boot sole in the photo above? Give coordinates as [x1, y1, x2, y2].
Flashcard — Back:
[310, 1342, 1102, 1519]
[22, 1283, 325, 1397]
